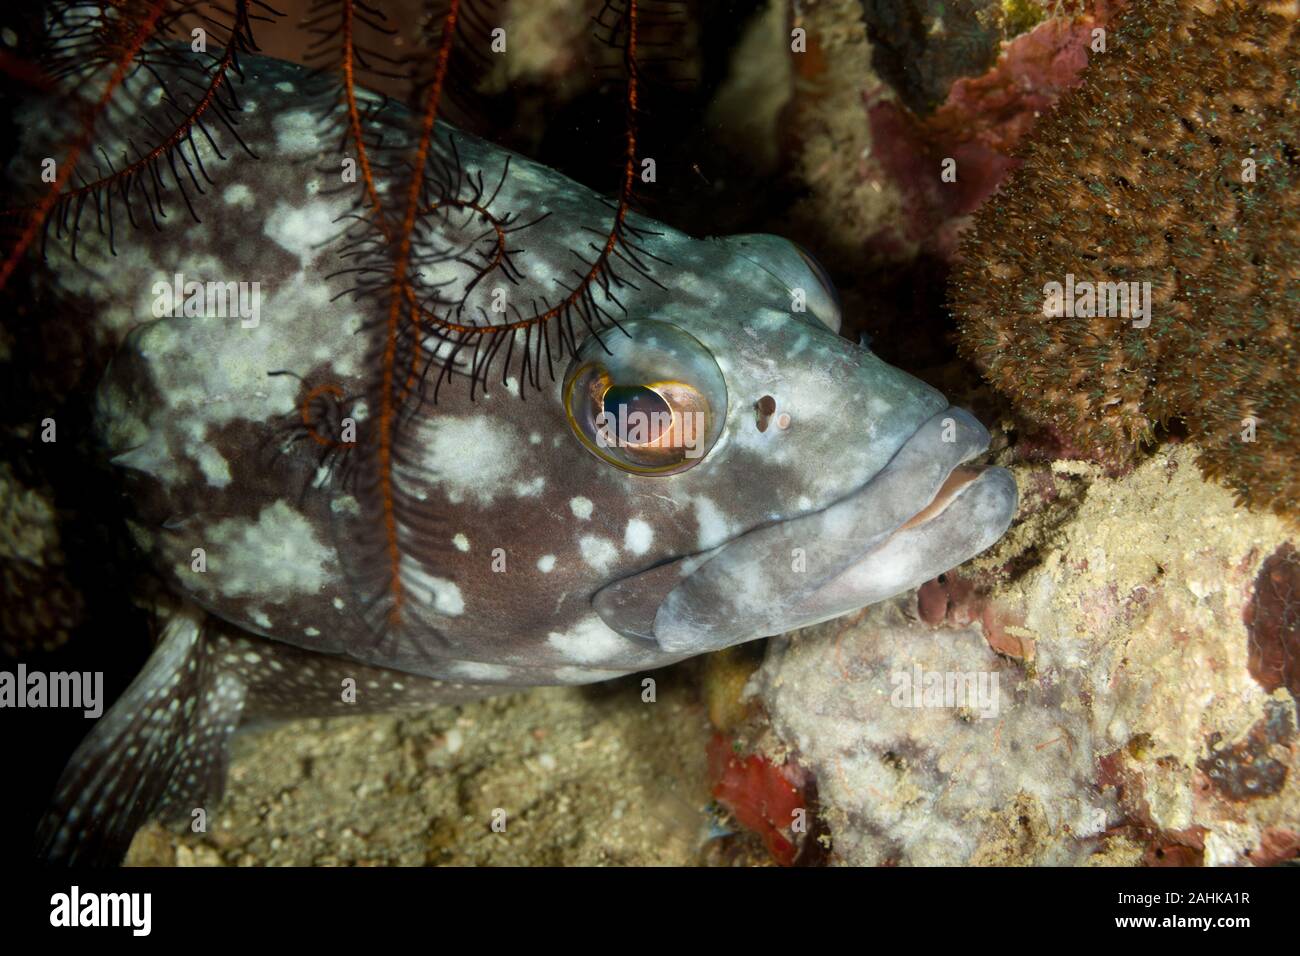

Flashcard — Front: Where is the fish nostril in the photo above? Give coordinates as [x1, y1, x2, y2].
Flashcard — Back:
[755, 395, 777, 431]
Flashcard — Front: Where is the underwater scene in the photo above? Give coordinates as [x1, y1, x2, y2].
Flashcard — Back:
[0, 0, 1297, 887]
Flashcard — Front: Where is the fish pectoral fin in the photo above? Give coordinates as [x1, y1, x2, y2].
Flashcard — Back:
[35, 607, 247, 867]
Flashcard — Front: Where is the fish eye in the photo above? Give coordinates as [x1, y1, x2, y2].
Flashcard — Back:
[563, 321, 728, 475]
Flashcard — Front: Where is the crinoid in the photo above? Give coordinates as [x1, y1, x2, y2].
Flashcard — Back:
[0, 0, 707, 639]
[950, 0, 1299, 519]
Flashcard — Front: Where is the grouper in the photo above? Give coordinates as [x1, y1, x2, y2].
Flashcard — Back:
[22, 50, 1018, 863]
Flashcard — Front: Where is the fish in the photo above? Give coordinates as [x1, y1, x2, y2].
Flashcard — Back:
[22, 49, 1017, 864]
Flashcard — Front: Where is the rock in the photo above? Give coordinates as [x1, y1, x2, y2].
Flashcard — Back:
[755, 445, 1300, 866]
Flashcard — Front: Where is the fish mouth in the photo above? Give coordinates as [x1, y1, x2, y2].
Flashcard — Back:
[593, 406, 1018, 653]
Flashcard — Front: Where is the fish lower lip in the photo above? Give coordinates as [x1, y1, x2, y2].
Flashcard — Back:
[784, 465, 1016, 626]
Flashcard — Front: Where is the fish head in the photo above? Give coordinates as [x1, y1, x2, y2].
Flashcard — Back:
[573, 233, 1018, 653]
[384, 230, 1018, 663]
[44, 47, 1014, 677]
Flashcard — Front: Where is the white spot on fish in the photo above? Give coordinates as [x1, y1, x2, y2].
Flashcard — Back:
[272, 110, 321, 156]
[570, 496, 594, 520]
[403, 416, 520, 506]
[195, 443, 231, 487]
[399, 555, 465, 616]
[546, 616, 627, 664]
[264, 201, 336, 266]
[452, 533, 470, 552]
[623, 518, 653, 555]
[537, 554, 557, 573]
[223, 184, 253, 208]
[693, 496, 731, 549]
[189, 502, 334, 599]
[513, 476, 545, 497]
[446, 660, 513, 682]
[578, 535, 618, 573]
[331, 495, 361, 516]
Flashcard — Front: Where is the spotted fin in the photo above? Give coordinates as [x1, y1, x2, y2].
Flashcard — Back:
[35, 608, 245, 866]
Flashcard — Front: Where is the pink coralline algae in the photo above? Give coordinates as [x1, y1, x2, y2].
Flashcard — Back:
[864, 4, 1123, 262]
[707, 734, 810, 866]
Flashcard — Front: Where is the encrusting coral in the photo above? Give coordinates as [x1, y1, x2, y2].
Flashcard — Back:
[950, 0, 1299, 518]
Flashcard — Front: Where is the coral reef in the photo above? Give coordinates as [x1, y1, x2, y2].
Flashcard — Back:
[778, 0, 1116, 371]
[951, 0, 1300, 517]
[860, 0, 1015, 115]
[757, 603, 1103, 865]
[862, 2, 1122, 261]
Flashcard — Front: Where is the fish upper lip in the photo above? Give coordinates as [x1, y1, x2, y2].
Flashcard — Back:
[708, 408, 996, 549]
[763, 405, 996, 542]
